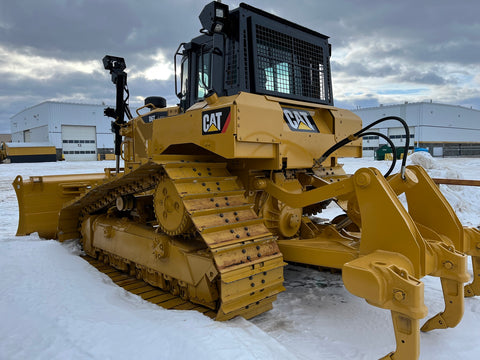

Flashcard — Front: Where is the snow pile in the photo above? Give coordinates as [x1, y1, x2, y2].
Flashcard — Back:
[1, 159, 480, 359]
[408, 151, 439, 169]
[407, 152, 480, 227]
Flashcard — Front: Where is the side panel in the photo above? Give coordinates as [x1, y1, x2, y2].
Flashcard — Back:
[151, 95, 238, 158]
[235, 93, 362, 168]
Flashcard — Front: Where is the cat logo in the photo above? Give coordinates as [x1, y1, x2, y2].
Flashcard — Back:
[202, 108, 231, 135]
[282, 107, 319, 133]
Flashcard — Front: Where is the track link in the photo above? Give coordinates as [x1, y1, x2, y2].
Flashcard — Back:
[82, 255, 217, 318]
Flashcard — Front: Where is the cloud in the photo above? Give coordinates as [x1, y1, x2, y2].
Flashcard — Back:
[130, 51, 174, 81]
[0, 45, 98, 81]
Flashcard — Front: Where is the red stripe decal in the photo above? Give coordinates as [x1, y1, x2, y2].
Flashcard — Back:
[221, 112, 231, 133]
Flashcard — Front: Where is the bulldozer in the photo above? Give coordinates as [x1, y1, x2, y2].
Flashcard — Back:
[13, 2, 480, 359]
[0, 141, 7, 163]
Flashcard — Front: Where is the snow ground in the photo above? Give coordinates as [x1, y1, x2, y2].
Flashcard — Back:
[0, 155, 479, 359]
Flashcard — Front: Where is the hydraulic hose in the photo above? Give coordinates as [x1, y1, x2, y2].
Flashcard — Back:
[358, 131, 397, 177]
[317, 116, 410, 179]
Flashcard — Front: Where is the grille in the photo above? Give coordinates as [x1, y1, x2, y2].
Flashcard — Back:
[225, 38, 238, 88]
[255, 24, 329, 102]
[243, 30, 249, 89]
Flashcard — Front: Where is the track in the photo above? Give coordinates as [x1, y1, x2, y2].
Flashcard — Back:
[82, 255, 217, 318]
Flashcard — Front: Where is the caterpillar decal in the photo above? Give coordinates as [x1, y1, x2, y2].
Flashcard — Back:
[202, 108, 231, 135]
[282, 107, 319, 133]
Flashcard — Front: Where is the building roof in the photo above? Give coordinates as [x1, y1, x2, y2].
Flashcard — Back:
[10, 100, 109, 119]
[353, 101, 480, 113]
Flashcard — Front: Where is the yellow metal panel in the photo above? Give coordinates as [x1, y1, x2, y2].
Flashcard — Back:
[235, 92, 282, 143]
[7, 145, 56, 156]
[404, 165, 464, 252]
[150, 95, 238, 159]
[278, 236, 358, 269]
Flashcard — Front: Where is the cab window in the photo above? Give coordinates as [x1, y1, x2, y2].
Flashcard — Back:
[197, 52, 211, 99]
[180, 57, 189, 99]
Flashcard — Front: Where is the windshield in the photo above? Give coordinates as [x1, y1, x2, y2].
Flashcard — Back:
[197, 52, 211, 99]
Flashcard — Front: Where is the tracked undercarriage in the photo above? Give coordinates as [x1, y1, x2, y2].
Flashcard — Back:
[55, 158, 285, 320]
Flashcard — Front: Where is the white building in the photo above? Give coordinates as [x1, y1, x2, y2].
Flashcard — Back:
[10, 101, 114, 161]
[353, 102, 480, 158]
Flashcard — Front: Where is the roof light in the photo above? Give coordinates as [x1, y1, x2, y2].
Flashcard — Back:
[199, 1, 229, 35]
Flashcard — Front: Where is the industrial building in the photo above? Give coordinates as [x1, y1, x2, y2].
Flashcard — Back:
[10, 101, 114, 161]
[353, 102, 480, 158]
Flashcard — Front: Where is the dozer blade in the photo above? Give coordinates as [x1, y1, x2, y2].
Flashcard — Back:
[13, 173, 106, 238]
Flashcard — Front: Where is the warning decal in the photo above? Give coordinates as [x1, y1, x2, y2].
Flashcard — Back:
[282, 107, 319, 133]
[202, 108, 231, 135]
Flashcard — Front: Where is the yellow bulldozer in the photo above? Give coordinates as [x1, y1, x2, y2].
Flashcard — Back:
[13, 2, 480, 359]
[0, 141, 7, 163]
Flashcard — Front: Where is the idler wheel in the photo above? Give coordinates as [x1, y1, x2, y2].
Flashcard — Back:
[154, 178, 194, 235]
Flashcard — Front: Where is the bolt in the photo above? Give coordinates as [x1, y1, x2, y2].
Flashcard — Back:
[394, 290, 406, 301]
[254, 179, 267, 189]
[444, 261, 454, 270]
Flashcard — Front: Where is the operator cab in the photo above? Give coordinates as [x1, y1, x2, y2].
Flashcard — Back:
[176, 2, 334, 111]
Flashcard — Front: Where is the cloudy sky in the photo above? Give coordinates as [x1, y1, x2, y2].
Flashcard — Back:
[1, 0, 479, 133]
